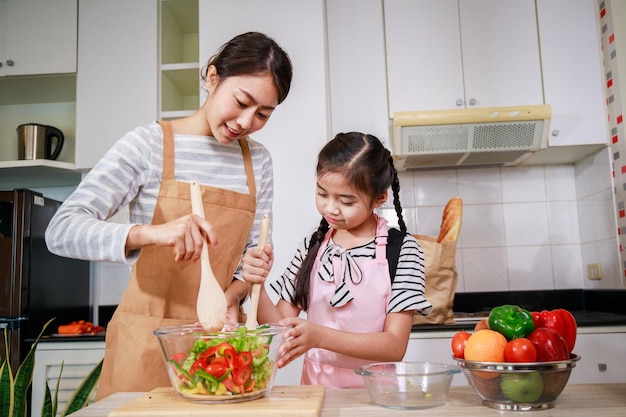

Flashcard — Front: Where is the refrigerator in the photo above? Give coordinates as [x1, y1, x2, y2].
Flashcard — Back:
[0, 189, 90, 373]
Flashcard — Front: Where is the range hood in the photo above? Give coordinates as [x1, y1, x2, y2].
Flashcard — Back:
[391, 105, 552, 170]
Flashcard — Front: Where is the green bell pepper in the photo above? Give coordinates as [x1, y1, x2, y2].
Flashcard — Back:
[488, 304, 535, 340]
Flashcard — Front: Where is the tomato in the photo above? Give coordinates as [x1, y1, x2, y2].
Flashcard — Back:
[527, 327, 569, 361]
[171, 352, 187, 364]
[451, 331, 471, 359]
[205, 364, 227, 378]
[235, 351, 253, 369]
[189, 359, 205, 375]
[233, 367, 252, 386]
[503, 337, 538, 363]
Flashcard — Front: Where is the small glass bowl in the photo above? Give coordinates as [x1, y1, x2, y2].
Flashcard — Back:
[355, 361, 462, 409]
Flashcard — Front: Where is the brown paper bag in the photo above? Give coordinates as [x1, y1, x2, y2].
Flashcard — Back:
[411, 234, 458, 325]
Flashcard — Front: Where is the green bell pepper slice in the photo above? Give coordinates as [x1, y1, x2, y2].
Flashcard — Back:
[488, 304, 535, 340]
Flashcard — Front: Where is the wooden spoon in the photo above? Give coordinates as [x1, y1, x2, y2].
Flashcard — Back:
[245, 214, 270, 330]
[190, 181, 227, 331]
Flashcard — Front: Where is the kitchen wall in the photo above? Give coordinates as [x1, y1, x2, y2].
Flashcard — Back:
[379, 0, 625, 294]
[379, 147, 618, 293]
[35, 0, 626, 317]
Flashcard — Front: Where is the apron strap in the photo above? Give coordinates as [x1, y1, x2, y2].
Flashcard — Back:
[238, 138, 256, 197]
[158, 121, 255, 197]
[158, 120, 175, 181]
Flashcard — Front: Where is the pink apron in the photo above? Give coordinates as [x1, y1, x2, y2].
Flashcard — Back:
[302, 216, 391, 388]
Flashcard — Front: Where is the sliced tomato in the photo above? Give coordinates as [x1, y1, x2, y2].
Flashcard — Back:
[235, 351, 253, 369]
[171, 352, 187, 364]
[222, 377, 239, 394]
[189, 359, 205, 376]
[233, 367, 251, 386]
[205, 364, 227, 378]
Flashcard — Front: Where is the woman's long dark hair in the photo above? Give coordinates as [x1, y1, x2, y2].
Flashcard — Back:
[202, 31, 293, 104]
[292, 132, 406, 311]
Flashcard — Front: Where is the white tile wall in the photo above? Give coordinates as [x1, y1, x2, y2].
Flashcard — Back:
[38, 145, 621, 319]
[392, 147, 620, 293]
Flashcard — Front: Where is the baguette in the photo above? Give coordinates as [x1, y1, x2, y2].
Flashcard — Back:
[437, 197, 463, 242]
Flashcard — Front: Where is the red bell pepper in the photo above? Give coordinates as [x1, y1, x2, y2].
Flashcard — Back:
[532, 309, 577, 352]
[527, 327, 570, 361]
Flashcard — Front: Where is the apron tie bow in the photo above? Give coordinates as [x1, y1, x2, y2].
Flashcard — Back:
[318, 243, 363, 307]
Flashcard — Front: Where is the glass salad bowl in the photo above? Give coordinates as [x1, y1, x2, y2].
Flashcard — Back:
[153, 323, 288, 403]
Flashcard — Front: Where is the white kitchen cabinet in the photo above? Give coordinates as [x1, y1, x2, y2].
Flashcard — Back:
[74, 0, 158, 170]
[536, 0, 608, 147]
[0, 0, 77, 77]
[568, 327, 626, 384]
[384, 0, 543, 116]
[405, 331, 469, 387]
[31, 340, 105, 417]
[326, 0, 389, 144]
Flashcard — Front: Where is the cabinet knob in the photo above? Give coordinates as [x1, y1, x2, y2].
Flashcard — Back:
[551, 129, 560, 137]
[6, 59, 14, 67]
[468, 98, 477, 106]
[456, 99, 463, 106]
[598, 363, 607, 372]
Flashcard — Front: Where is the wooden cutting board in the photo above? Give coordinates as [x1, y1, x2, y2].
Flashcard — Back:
[108, 385, 326, 417]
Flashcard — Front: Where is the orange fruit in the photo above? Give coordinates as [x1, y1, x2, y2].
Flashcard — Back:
[464, 329, 507, 380]
[474, 318, 489, 332]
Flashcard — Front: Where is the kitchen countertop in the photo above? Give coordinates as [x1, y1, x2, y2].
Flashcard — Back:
[68, 384, 626, 417]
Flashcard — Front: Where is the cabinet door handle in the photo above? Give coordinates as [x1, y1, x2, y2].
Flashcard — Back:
[6, 59, 14, 66]
[0, 62, 2, 68]
[456, 99, 463, 106]
[468, 98, 477, 106]
[551, 129, 560, 137]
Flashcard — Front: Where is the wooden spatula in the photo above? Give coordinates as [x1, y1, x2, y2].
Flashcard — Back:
[190, 181, 227, 331]
[245, 214, 270, 330]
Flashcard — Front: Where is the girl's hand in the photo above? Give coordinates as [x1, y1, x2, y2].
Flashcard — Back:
[276, 317, 321, 368]
[126, 214, 217, 262]
[241, 243, 273, 284]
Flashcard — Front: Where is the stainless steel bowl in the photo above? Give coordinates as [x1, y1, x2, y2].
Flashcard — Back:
[455, 354, 580, 411]
[355, 361, 462, 409]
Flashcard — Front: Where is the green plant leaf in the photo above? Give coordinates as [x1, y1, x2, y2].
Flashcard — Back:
[60, 359, 103, 416]
[41, 379, 53, 417]
[1, 345, 15, 417]
[12, 317, 56, 417]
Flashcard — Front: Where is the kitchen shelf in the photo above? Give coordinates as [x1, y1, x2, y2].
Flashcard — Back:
[159, 0, 200, 117]
[0, 160, 83, 189]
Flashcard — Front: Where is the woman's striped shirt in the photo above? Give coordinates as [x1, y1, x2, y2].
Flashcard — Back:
[45, 121, 273, 280]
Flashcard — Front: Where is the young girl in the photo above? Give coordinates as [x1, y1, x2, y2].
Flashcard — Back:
[45, 31, 292, 399]
[242, 132, 432, 388]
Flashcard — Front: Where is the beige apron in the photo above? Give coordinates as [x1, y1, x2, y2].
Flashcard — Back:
[97, 121, 257, 399]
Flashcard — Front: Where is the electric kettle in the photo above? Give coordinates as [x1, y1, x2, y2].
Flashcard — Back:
[17, 123, 65, 160]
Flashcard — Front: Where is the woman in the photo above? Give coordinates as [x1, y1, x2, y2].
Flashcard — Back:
[45, 31, 293, 399]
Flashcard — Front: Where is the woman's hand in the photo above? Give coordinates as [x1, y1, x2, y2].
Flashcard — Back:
[275, 317, 321, 368]
[241, 243, 273, 284]
[126, 214, 218, 262]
